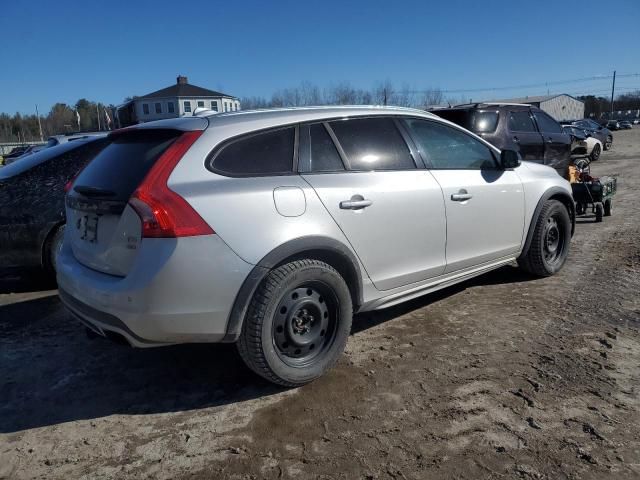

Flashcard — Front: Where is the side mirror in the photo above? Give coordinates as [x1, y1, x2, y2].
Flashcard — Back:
[500, 149, 521, 169]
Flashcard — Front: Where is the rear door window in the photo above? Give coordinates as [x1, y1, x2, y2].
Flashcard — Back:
[310, 123, 344, 172]
[328, 117, 415, 171]
[404, 119, 498, 170]
[533, 111, 563, 133]
[508, 111, 537, 132]
[471, 111, 499, 133]
[211, 127, 295, 176]
[73, 130, 180, 201]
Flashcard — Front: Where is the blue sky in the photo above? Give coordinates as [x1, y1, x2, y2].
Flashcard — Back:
[2, 0, 639, 114]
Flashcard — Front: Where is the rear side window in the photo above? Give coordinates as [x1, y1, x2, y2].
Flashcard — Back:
[471, 111, 499, 133]
[73, 130, 180, 201]
[404, 119, 498, 170]
[508, 111, 537, 132]
[212, 127, 295, 176]
[329, 117, 414, 171]
[310, 123, 344, 172]
[533, 111, 562, 133]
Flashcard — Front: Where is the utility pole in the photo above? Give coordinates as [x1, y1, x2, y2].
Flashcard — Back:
[383, 88, 387, 106]
[610, 70, 616, 117]
[96, 104, 101, 131]
[35, 104, 43, 142]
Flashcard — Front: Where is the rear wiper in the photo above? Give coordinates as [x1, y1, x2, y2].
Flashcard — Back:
[73, 185, 117, 197]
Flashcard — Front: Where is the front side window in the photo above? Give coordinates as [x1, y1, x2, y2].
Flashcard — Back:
[328, 117, 414, 171]
[183, 101, 191, 113]
[310, 123, 344, 172]
[211, 101, 218, 111]
[404, 119, 498, 170]
[155, 102, 162, 114]
[142, 103, 149, 115]
[167, 102, 175, 113]
[211, 127, 295, 176]
[534, 111, 562, 133]
[508, 111, 536, 132]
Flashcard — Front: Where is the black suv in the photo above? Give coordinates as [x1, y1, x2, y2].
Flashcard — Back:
[432, 103, 572, 177]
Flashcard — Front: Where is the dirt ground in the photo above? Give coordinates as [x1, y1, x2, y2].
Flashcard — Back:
[1, 128, 639, 480]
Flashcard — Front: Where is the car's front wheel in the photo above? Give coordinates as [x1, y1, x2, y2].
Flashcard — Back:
[237, 259, 353, 387]
[518, 200, 571, 277]
[590, 143, 601, 161]
[604, 136, 612, 150]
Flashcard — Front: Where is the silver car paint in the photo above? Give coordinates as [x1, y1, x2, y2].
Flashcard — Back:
[57, 106, 572, 346]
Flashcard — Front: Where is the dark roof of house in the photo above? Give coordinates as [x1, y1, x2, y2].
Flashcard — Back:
[139, 82, 236, 100]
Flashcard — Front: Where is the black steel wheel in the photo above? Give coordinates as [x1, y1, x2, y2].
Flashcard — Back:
[604, 199, 612, 216]
[590, 143, 601, 161]
[604, 136, 612, 151]
[518, 200, 571, 277]
[237, 259, 353, 387]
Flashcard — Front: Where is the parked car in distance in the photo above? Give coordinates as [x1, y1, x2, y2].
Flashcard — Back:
[431, 103, 572, 177]
[57, 106, 575, 387]
[606, 120, 620, 130]
[0, 137, 108, 275]
[562, 125, 603, 161]
[619, 121, 632, 129]
[2, 145, 44, 165]
[46, 132, 108, 147]
[562, 119, 613, 150]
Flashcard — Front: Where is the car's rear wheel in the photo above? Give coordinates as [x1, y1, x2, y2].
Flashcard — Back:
[237, 259, 352, 387]
[590, 143, 601, 161]
[518, 200, 571, 277]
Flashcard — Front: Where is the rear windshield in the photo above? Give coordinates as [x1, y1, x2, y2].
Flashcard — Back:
[433, 109, 499, 133]
[73, 129, 180, 201]
[0, 139, 101, 180]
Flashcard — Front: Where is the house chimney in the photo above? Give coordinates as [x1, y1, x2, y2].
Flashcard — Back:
[177, 75, 188, 85]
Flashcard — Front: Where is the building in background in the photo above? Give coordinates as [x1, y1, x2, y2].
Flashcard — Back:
[486, 94, 584, 121]
[116, 76, 240, 127]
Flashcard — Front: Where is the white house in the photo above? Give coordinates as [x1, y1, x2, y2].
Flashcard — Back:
[116, 76, 240, 126]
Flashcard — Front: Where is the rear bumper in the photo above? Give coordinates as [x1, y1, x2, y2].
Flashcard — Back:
[56, 234, 253, 347]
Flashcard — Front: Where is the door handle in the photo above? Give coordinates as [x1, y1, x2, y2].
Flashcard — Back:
[512, 136, 520, 143]
[340, 195, 373, 210]
[546, 137, 553, 143]
[451, 189, 472, 202]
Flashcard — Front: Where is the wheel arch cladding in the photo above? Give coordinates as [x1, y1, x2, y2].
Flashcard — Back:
[520, 187, 575, 261]
[222, 236, 363, 342]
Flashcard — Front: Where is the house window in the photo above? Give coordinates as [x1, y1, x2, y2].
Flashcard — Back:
[184, 101, 191, 113]
[167, 102, 175, 113]
[224, 102, 228, 112]
[142, 103, 149, 115]
[155, 103, 162, 114]
[211, 101, 218, 112]
[197, 101, 205, 108]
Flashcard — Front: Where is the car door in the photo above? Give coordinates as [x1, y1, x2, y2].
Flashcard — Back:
[532, 109, 572, 175]
[402, 118, 525, 273]
[506, 110, 545, 162]
[301, 118, 447, 291]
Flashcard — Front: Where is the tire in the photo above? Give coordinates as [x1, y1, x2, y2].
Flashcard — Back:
[590, 143, 601, 161]
[576, 203, 585, 215]
[604, 199, 612, 216]
[604, 136, 612, 151]
[595, 203, 604, 222]
[237, 259, 353, 387]
[518, 200, 571, 277]
[43, 224, 65, 277]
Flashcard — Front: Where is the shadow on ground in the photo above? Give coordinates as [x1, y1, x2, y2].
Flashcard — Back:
[0, 264, 533, 433]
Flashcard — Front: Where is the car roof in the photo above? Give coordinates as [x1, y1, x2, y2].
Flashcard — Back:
[129, 106, 438, 132]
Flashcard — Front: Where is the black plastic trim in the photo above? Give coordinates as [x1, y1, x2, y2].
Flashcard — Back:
[222, 236, 363, 342]
[519, 187, 575, 260]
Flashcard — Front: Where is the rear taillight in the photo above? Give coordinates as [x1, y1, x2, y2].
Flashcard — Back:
[128, 130, 214, 238]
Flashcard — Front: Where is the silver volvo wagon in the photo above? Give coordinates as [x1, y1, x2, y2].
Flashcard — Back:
[57, 106, 574, 386]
